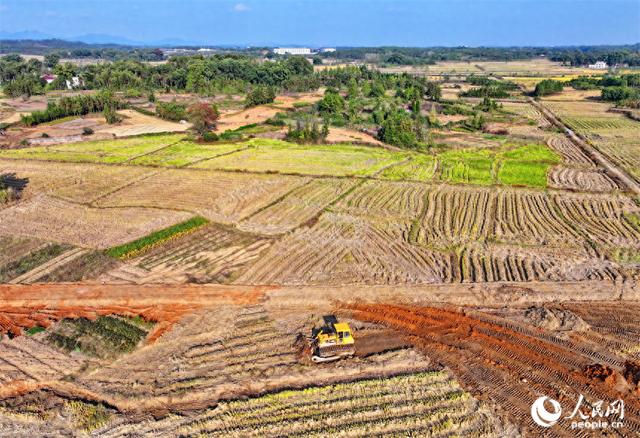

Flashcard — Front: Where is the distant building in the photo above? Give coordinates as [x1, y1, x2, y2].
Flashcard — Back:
[588, 61, 608, 69]
[41, 73, 57, 84]
[273, 47, 312, 55]
[66, 76, 83, 90]
[321, 48, 336, 53]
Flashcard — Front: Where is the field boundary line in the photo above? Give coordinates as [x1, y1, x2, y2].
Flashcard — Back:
[183, 145, 251, 168]
[90, 169, 166, 204]
[124, 137, 187, 164]
[237, 178, 314, 223]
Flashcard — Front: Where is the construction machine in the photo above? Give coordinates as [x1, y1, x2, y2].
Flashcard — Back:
[310, 315, 355, 363]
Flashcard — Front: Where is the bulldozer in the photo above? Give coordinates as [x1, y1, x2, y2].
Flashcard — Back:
[310, 315, 355, 363]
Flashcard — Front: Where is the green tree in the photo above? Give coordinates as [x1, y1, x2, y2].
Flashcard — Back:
[245, 86, 276, 107]
[44, 53, 61, 69]
[317, 90, 345, 114]
[377, 111, 423, 148]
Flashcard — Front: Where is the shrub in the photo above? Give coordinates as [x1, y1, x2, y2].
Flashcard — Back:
[103, 105, 122, 124]
[156, 100, 187, 121]
[533, 79, 564, 97]
[82, 127, 94, 135]
[602, 86, 639, 102]
[41, 133, 50, 138]
[285, 119, 329, 144]
[317, 90, 345, 115]
[245, 86, 276, 107]
[377, 111, 426, 149]
[202, 131, 219, 142]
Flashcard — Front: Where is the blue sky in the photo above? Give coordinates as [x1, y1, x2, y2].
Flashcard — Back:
[0, 0, 638, 46]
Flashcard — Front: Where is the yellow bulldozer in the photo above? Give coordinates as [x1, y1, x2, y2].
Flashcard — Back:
[310, 315, 355, 363]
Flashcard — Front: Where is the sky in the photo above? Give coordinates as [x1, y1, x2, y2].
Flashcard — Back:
[0, 0, 639, 47]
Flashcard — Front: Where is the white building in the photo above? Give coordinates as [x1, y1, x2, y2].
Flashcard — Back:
[588, 61, 608, 69]
[321, 48, 336, 53]
[273, 47, 312, 55]
[66, 76, 83, 90]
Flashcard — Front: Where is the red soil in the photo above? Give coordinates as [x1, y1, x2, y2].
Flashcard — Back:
[344, 303, 640, 437]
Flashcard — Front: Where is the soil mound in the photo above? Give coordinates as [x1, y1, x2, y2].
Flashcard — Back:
[523, 306, 590, 332]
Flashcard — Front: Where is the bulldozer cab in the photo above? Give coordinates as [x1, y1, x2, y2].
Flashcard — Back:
[310, 315, 355, 363]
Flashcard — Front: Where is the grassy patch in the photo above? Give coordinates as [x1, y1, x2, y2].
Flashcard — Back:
[47, 316, 151, 358]
[0, 243, 72, 282]
[439, 148, 495, 185]
[105, 216, 209, 259]
[497, 160, 550, 187]
[130, 141, 244, 167]
[25, 326, 46, 336]
[67, 401, 111, 432]
[380, 155, 436, 181]
[191, 138, 409, 176]
[0, 134, 184, 164]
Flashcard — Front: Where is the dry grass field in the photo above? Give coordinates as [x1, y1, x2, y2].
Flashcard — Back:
[0, 195, 192, 248]
[96, 168, 307, 224]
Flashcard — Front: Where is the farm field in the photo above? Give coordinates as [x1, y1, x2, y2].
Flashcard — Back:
[0, 133, 185, 164]
[237, 181, 640, 285]
[543, 99, 640, 183]
[190, 139, 409, 176]
[1, 57, 640, 437]
[345, 301, 640, 437]
[96, 168, 306, 224]
[2, 133, 564, 189]
[382, 59, 594, 77]
[0, 283, 637, 436]
[0, 195, 193, 248]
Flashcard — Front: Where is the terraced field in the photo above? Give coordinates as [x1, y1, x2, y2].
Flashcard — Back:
[0, 159, 155, 203]
[0, 195, 192, 249]
[0, 134, 185, 165]
[501, 101, 551, 127]
[129, 141, 246, 167]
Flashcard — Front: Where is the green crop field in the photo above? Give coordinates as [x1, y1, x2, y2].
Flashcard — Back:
[129, 141, 245, 167]
[379, 154, 436, 181]
[46, 316, 152, 358]
[0, 133, 559, 188]
[0, 134, 184, 164]
[190, 138, 409, 176]
[105, 216, 209, 259]
[383, 143, 559, 187]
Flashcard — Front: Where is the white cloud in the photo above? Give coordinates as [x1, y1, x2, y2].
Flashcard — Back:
[233, 3, 250, 12]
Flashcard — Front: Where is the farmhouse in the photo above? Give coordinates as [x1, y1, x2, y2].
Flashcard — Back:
[588, 61, 608, 69]
[273, 47, 312, 55]
[40, 73, 57, 84]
